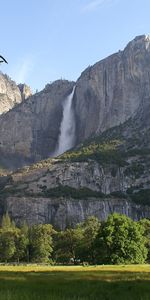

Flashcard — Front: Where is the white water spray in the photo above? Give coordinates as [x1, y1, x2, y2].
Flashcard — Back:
[54, 86, 76, 156]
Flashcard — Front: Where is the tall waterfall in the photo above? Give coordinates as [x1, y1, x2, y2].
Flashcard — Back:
[54, 86, 76, 156]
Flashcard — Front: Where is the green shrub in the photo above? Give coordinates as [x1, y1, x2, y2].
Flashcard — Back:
[60, 140, 127, 166]
[130, 189, 150, 206]
[43, 185, 105, 199]
[124, 162, 145, 178]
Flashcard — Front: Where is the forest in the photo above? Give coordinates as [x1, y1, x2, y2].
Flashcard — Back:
[0, 213, 149, 265]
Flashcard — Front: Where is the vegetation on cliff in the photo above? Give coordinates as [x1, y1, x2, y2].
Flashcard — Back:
[60, 139, 127, 166]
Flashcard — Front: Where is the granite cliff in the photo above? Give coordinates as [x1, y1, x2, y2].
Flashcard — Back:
[0, 73, 32, 115]
[0, 35, 150, 169]
[0, 35, 150, 227]
[74, 35, 150, 143]
[1, 99, 150, 228]
[0, 132, 150, 229]
[0, 80, 74, 169]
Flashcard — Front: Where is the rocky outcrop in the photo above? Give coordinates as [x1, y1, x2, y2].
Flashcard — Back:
[18, 84, 32, 100]
[10, 159, 149, 195]
[0, 73, 32, 115]
[74, 35, 150, 143]
[0, 73, 23, 114]
[0, 80, 74, 169]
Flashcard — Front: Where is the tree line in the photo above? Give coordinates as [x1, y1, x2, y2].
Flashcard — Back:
[0, 213, 149, 264]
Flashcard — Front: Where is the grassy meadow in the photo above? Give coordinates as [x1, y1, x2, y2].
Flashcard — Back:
[0, 265, 150, 300]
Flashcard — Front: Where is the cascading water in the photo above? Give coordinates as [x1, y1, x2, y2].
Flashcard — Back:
[54, 86, 76, 156]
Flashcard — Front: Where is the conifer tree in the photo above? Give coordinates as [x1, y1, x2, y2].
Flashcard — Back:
[29, 224, 54, 263]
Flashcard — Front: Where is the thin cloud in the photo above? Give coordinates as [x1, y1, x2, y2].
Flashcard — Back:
[16, 58, 34, 83]
[81, 0, 118, 13]
[10, 57, 34, 84]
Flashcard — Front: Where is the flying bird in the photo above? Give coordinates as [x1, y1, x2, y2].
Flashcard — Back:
[0, 55, 8, 64]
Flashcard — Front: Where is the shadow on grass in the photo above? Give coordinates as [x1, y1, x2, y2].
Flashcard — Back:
[0, 271, 150, 300]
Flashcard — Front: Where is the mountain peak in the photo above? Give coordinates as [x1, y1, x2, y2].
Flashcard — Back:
[134, 34, 150, 41]
[125, 34, 150, 51]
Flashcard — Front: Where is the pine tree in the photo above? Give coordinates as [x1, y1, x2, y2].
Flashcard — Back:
[0, 213, 17, 262]
[29, 224, 54, 263]
[14, 222, 29, 263]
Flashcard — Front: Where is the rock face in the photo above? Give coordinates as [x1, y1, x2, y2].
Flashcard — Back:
[0, 36, 150, 168]
[0, 73, 23, 114]
[0, 147, 149, 228]
[0, 35, 150, 227]
[18, 84, 32, 100]
[74, 35, 150, 143]
[0, 73, 32, 115]
[13, 160, 149, 196]
[6, 196, 150, 230]
[0, 80, 74, 169]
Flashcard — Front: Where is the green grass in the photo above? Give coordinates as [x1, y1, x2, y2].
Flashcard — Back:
[0, 265, 150, 300]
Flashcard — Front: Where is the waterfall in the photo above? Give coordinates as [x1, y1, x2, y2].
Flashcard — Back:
[54, 86, 76, 156]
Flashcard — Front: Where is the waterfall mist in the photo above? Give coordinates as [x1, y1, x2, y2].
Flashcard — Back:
[54, 86, 76, 156]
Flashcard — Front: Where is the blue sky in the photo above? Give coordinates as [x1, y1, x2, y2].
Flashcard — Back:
[0, 0, 150, 92]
